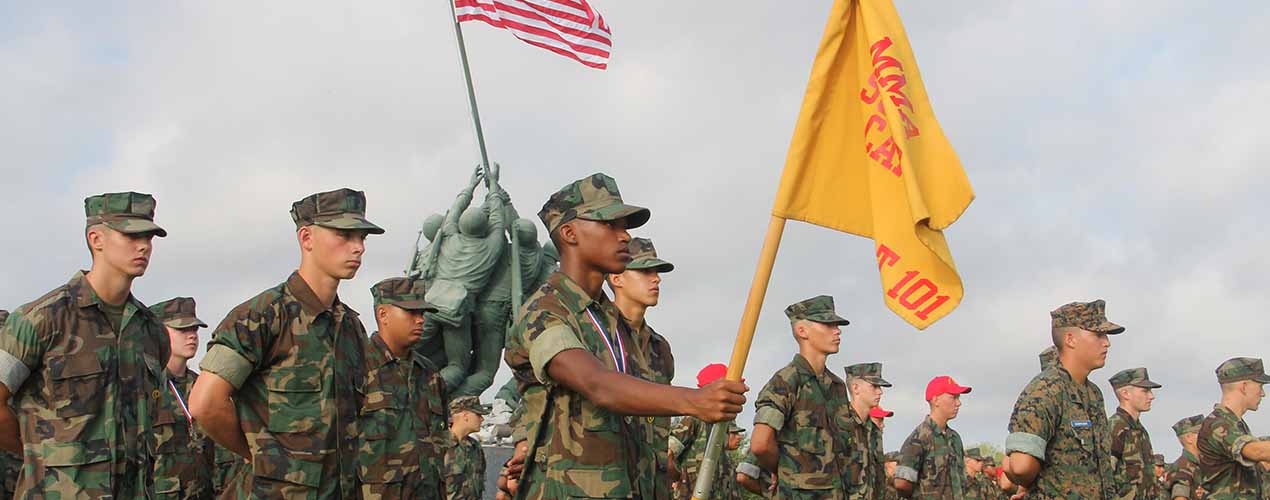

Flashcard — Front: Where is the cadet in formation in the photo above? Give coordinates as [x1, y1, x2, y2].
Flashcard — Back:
[1108, 367, 1164, 500]
[498, 173, 746, 500]
[736, 449, 772, 497]
[444, 396, 490, 500]
[1197, 357, 1270, 498]
[608, 236, 678, 500]
[750, 295, 853, 499]
[1005, 299, 1122, 499]
[0, 309, 16, 499]
[669, 364, 728, 500]
[151, 297, 215, 498]
[190, 188, 381, 498]
[882, 452, 901, 500]
[671, 419, 746, 500]
[963, 449, 997, 500]
[1168, 415, 1205, 500]
[358, 277, 450, 498]
[843, 362, 890, 499]
[0, 192, 170, 498]
[895, 375, 971, 499]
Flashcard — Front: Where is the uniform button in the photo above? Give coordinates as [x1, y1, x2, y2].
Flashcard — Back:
[153, 389, 161, 400]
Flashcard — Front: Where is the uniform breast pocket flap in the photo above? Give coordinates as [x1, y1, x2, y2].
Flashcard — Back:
[47, 353, 106, 417]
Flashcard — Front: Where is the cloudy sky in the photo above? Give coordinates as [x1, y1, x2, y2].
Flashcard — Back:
[3, 1, 1268, 457]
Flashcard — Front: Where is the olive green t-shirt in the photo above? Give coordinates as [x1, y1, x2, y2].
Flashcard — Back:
[100, 301, 125, 333]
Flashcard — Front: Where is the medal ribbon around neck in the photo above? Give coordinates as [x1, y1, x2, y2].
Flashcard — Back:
[586, 306, 626, 373]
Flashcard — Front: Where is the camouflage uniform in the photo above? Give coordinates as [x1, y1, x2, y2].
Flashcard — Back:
[212, 445, 242, 497]
[736, 449, 773, 498]
[1005, 300, 1123, 500]
[1197, 358, 1270, 499]
[881, 451, 901, 500]
[503, 173, 652, 500]
[670, 419, 743, 500]
[842, 362, 891, 500]
[0, 309, 16, 499]
[150, 297, 216, 499]
[358, 278, 449, 499]
[1039, 346, 1058, 371]
[621, 237, 677, 500]
[444, 396, 491, 500]
[199, 188, 382, 499]
[753, 295, 853, 499]
[0, 192, 170, 499]
[895, 415, 966, 499]
[1108, 368, 1164, 500]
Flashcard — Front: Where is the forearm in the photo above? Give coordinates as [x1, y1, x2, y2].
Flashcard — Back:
[0, 406, 19, 454]
[577, 369, 695, 416]
[195, 399, 249, 458]
[1005, 452, 1040, 487]
[895, 478, 914, 498]
[737, 475, 762, 494]
[1243, 440, 1270, 462]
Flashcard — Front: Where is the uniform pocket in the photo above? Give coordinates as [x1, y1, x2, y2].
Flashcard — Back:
[47, 354, 106, 418]
[264, 366, 323, 434]
[546, 465, 634, 499]
[251, 452, 322, 500]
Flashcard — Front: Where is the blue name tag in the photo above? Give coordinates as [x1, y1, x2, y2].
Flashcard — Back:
[1071, 420, 1092, 429]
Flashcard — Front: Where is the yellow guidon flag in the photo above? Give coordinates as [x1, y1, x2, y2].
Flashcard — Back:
[772, 0, 974, 329]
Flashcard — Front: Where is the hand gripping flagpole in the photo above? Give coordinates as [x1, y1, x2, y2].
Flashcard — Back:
[692, 216, 787, 500]
[446, 0, 523, 311]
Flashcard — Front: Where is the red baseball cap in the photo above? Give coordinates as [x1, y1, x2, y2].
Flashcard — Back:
[697, 363, 728, 388]
[924, 376, 972, 401]
[869, 406, 894, 419]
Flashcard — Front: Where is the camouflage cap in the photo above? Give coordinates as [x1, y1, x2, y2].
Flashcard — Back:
[1050, 299, 1124, 334]
[1172, 414, 1204, 437]
[1108, 367, 1162, 390]
[726, 421, 745, 434]
[0, 310, 8, 325]
[624, 237, 673, 272]
[1039, 346, 1059, 370]
[290, 188, 384, 234]
[84, 192, 167, 237]
[449, 395, 491, 416]
[965, 448, 984, 460]
[982, 456, 996, 466]
[1152, 454, 1165, 466]
[1215, 357, 1270, 384]
[370, 277, 437, 312]
[844, 362, 892, 388]
[148, 297, 208, 329]
[537, 173, 650, 234]
[784, 295, 849, 326]
[883, 451, 901, 462]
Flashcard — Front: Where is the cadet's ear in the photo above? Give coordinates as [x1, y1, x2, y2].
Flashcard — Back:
[297, 225, 314, 252]
[607, 272, 623, 289]
[557, 222, 579, 248]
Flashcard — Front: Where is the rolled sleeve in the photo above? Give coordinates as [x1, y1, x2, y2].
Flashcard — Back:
[527, 324, 586, 385]
[753, 407, 785, 432]
[1230, 433, 1258, 467]
[895, 465, 919, 483]
[736, 462, 762, 479]
[1005, 432, 1048, 460]
[1170, 483, 1190, 499]
[668, 436, 685, 457]
[199, 345, 253, 389]
[0, 350, 30, 393]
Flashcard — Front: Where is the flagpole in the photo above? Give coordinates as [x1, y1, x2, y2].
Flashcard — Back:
[446, 0, 523, 311]
[692, 215, 787, 500]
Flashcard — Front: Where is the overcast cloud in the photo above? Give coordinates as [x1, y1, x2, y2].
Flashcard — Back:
[3, 1, 1268, 457]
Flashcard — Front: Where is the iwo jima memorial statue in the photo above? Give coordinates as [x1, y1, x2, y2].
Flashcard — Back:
[404, 164, 556, 450]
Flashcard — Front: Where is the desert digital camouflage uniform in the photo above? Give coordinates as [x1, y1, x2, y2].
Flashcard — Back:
[621, 237, 678, 500]
[199, 189, 383, 499]
[1108, 368, 1164, 500]
[1197, 358, 1270, 499]
[842, 362, 891, 500]
[357, 278, 449, 499]
[149, 297, 215, 499]
[0, 192, 171, 499]
[502, 173, 653, 500]
[0, 309, 16, 499]
[895, 415, 965, 499]
[1006, 300, 1124, 500]
[444, 396, 490, 500]
[753, 296, 854, 499]
[670, 419, 743, 500]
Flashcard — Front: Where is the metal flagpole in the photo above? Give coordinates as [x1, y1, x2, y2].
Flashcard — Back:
[446, 0, 524, 312]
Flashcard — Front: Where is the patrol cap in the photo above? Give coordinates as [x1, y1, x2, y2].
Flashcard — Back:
[844, 362, 892, 388]
[966, 449, 984, 460]
[1108, 367, 1162, 390]
[1038, 346, 1058, 370]
[726, 422, 745, 434]
[982, 456, 996, 467]
[697, 363, 727, 388]
[869, 406, 894, 419]
[1172, 414, 1204, 437]
[624, 237, 673, 272]
[1152, 454, 1165, 466]
[1215, 357, 1270, 384]
[449, 396, 491, 416]
[925, 375, 971, 401]
[784, 295, 849, 326]
[1050, 299, 1124, 334]
[538, 173, 649, 234]
[290, 188, 385, 235]
[371, 277, 437, 312]
[84, 192, 167, 237]
[883, 451, 901, 462]
[149, 297, 208, 329]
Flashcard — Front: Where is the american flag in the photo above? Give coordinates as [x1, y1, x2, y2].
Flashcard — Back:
[454, 0, 612, 70]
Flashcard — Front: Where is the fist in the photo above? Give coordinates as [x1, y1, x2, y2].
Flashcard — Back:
[691, 379, 748, 422]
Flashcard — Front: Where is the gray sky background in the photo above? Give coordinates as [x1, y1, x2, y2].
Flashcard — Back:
[3, 1, 1268, 457]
